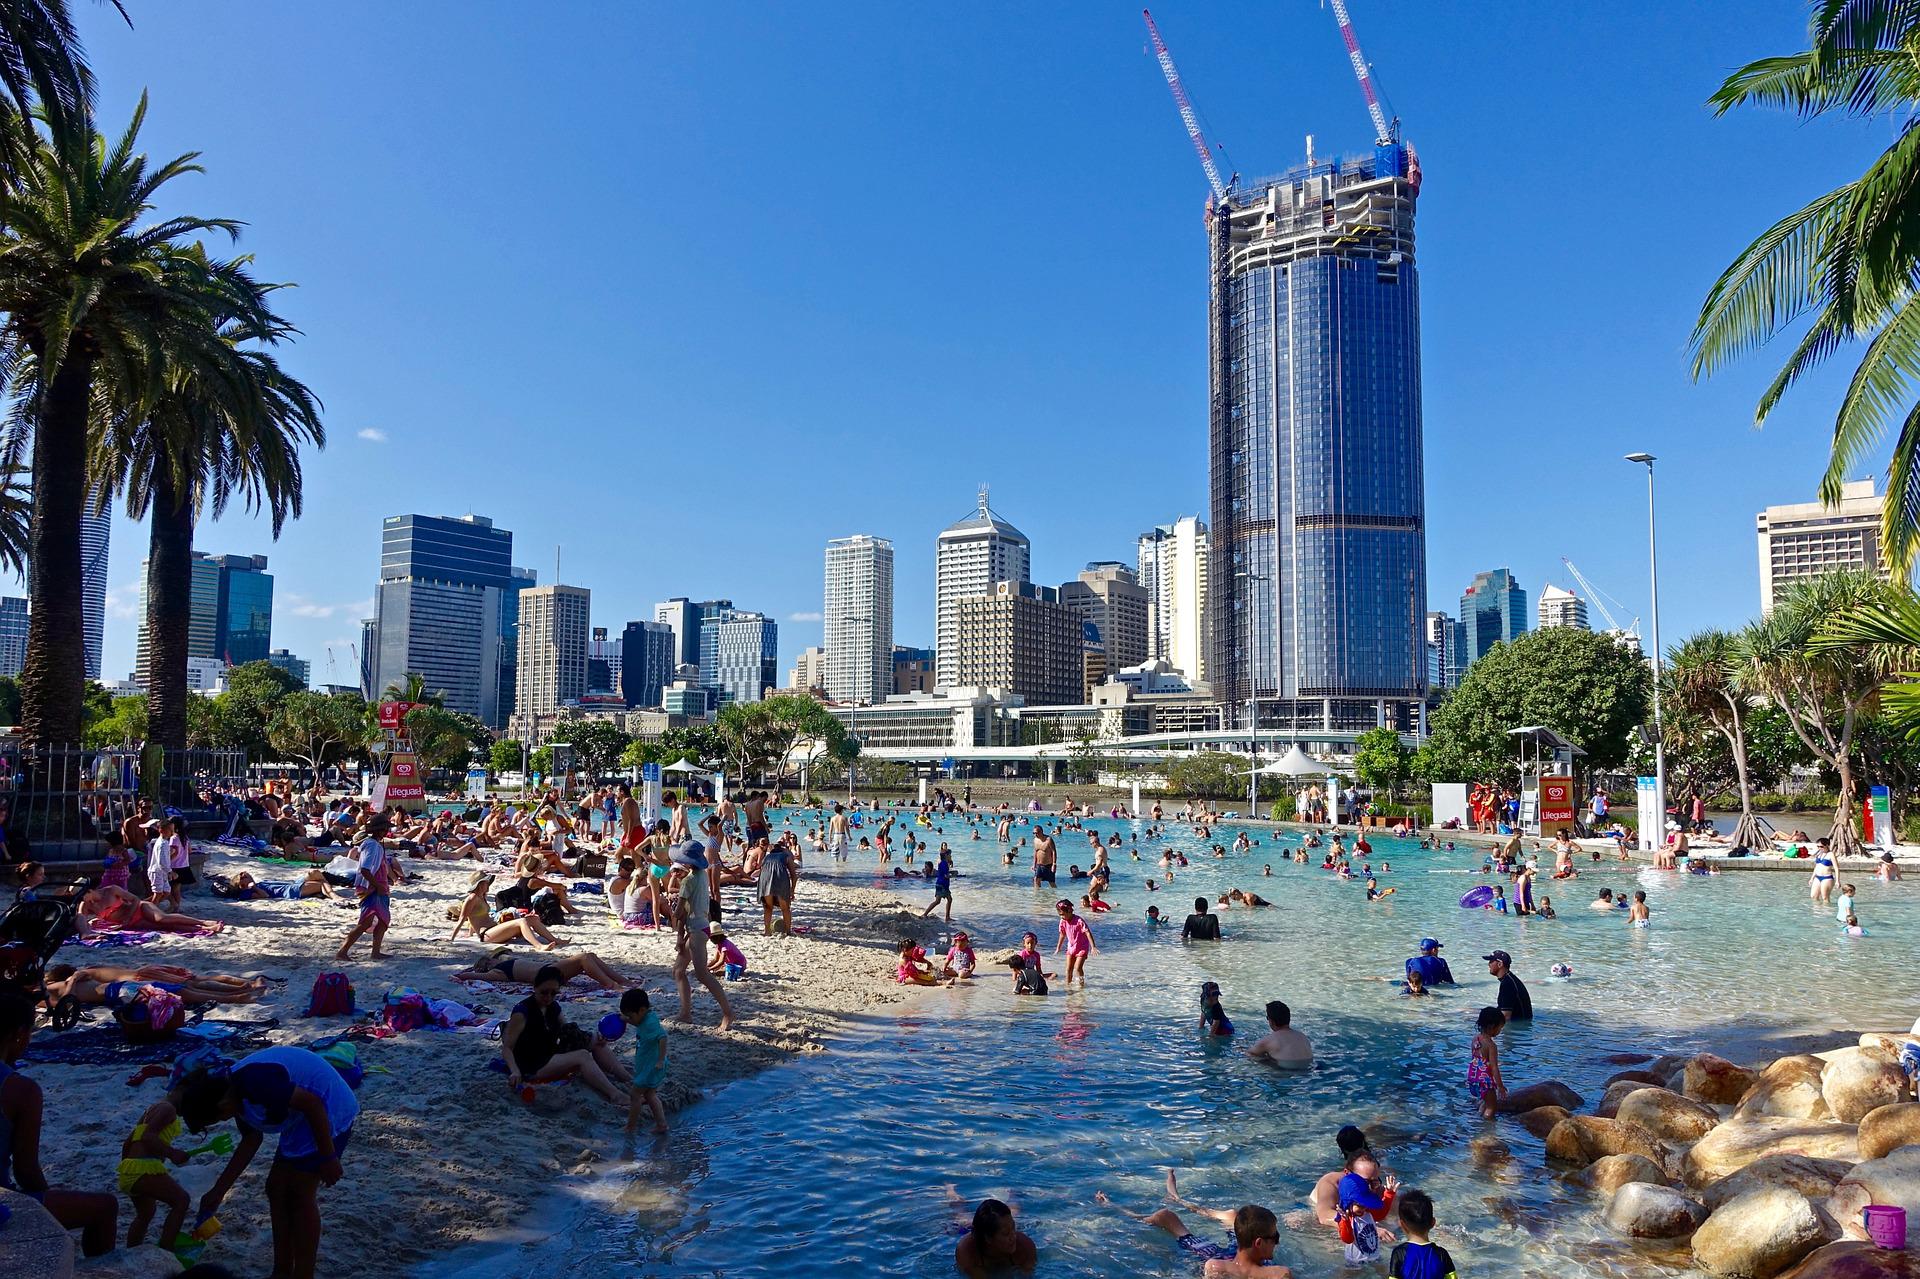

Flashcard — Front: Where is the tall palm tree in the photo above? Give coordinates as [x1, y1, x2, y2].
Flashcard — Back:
[1665, 629, 1769, 849]
[1814, 584, 1920, 734]
[90, 315, 322, 750]
[0, 460, 29, 573]
[0, 1, 120, 150]
[1692, 1, 1920, 572]
[0, 95, 276, 744]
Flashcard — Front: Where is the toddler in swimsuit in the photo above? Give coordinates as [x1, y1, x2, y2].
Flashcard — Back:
[117, 1095, 194, 1258]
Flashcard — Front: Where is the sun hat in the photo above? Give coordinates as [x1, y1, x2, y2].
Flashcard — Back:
[669, 840, 708, 869]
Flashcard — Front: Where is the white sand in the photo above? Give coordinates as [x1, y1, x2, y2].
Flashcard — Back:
[33, 843, 943, 1271]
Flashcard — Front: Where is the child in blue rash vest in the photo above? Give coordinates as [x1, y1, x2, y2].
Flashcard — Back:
[1199, 982, 1234, 1036]
[1388, 1189, 1457, 1279]
[1336, 1151, 1398, 1264]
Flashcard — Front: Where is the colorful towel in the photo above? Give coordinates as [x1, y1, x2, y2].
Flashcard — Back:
[24, 1018, 278, 1066]
[62, 930, 161, 949]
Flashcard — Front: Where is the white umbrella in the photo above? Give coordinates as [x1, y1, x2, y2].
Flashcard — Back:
[1271, 744, 1333, 777]
[663, 757, 708, 774]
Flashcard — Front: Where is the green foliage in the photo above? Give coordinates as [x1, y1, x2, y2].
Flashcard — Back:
[716, 694, 847, 784]
[83, 693, 146, 747]
[490, 739, 525, 776]
[1350, 727, 1412, 795]
[1166, 751, 1244, 799]
[267, 691, 367, 773]
[553, 718, 630, 778]
[0, 675, 19, 726]
[404, 704, 478, 774]
[1420, 627, 1653, 783]
[183, 661, 301, 757]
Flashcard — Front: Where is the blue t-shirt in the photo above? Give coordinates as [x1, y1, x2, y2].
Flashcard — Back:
[230, 1045, 359, 1159]
[935, 861, 951, 890]
[1406, 955, 1454, 985]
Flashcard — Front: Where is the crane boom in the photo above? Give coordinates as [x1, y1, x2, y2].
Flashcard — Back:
[1560, 558, 1638, 636]
[1142, 9, 1228, 201]
[1326, 0, 1394, 146]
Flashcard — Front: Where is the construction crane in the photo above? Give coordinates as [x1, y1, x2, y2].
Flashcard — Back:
[1142, 9, 1233, 201]
[1325, 0, 1396, 146]
[1560, 558, 1640, 639]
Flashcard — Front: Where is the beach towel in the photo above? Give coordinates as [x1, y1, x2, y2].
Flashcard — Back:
[24, 1018, 277, 1066]
[62, 930, 161, 949]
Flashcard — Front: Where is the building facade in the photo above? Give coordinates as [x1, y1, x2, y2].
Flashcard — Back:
[1536, 584, 1589, 631]
[372, 513, 514, 724]
[514, 584, 590, 718]
[620, 620, 677, 710]
[824, 534, 894, 704]
[1756, 479, 1892, 613]
[1459, 568, 1527, 670]
[80, 507, 109, 680]
[1136, 516, 1208, 681]
[497, 566, 537, 723]
[789, 645, 827, 694]
[135, 552, 274, 685]
[1206, 142, 1427, 730]
[0, 596, 26, 679]
[1059, 562, 1150, 674]
[700, 610, 778, 705]
[892, 645, 935, 696]
[267, 649, 310, 687]
[935, 490, 1030, 688]
[1423, 610, 1462, 691]
[950, 582, 1082, 707]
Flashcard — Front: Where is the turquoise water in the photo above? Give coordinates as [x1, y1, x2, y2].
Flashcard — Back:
[423, 813, 1917, 1279]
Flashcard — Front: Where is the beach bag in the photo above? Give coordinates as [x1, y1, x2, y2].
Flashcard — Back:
[114, 985, 186, 1042]
[312, 1037, 366, 1090]
[532, 890, 565, 926]
[302, 972, 355, 1018]
[382, 990, 430, 1034]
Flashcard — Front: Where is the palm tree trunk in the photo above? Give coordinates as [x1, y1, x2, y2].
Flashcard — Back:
[19, 345, 95, 745]
[144, 466, 195, 750]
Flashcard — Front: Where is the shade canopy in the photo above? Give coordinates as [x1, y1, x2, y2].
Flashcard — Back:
[662, 757, 708, 774]
[1254, 744, 1335, 776]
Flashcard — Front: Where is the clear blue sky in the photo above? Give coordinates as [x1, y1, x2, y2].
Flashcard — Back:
[59, 2, 1886, 687]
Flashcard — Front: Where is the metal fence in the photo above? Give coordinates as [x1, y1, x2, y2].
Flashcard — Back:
[0, 742, 248, 853]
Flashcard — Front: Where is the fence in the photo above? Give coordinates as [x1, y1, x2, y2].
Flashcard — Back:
[0, 742, 248, 852]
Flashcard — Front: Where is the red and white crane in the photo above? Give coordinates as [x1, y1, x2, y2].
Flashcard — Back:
[1326, 0, 1395, 146]
[1142, 9, 1232, 201]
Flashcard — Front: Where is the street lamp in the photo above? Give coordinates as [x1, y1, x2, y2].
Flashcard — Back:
[1625, 452, 1665, 851]
[1234, 568, 1272, 819]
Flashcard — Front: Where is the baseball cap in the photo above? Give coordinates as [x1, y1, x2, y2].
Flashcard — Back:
[1482, 949, 1512, 966]
[1418, 938, 1442, 951]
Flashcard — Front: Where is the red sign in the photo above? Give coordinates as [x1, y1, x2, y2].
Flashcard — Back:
[1540, 776, 1575, 826]
[377, 701, 418, 730]
[384, 751, 426, 804]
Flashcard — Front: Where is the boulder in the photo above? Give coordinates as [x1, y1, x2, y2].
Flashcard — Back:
[1496, 1080, 1584, 1114]
[1780, 1240, 1920, 1278]
[1546, 1115, 1670, 1170]
[1604, 1181, 1706, 1238]
[1827, 1145, 1920, 1240]
[1619, 1087, 1723, 1143]
[0, 1187, 75, 1279]
[1858, 1103, 1920, 1162]
[1740, 1056, 1835, 1121]
[1684, 1115, 1862, 1188]
[1686, 1053, 1761, 1105]
[1606, 1067, 1670, 1089]
[1599, 1080, 1654, 1119]
[1603, 1051, 1655, 1065]
[1823, 1048, 1909, 1124]
[1702, 1155, 1855, 1212]
[1650, 1052, 1692, 1079]
[1858, 1034, 1909, 1059]
[72, 1246, 181, 1278]
[1691, 1187, 1840, 1279]
[1567, 1152, 1670, 1194]
[1515, 1105, 1571, 1139]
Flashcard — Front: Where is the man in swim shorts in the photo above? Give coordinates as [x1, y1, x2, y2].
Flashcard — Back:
[1032, 827, 1058, 888]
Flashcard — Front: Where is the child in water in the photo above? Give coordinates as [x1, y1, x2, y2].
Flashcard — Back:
[1199, 981, 1234, 1036]
[1470, 1006, 1507, 1119]
[1846, 914, 1867, 936]
[1538, 896, 1557, 919]
[1018, 931, 1050, 979]
[1335, 1151, 1399, 1264]
[942, 932, 977, 980]
[1006, 954, 1047, 995]
[895, 938, 946, 987]
[1145, 904, 1167, 927]
[1054, 899, 1096, 988]
[1365, 876, 1396, 902]
[1837, 882, 1858, 926]
[1489, 885, 1508, 915]
[1402, 969, 1427, 998]
[1628, 891, 1651, 927]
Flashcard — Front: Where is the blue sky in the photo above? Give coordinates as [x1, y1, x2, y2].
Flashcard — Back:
[59, 2, 1886, 686]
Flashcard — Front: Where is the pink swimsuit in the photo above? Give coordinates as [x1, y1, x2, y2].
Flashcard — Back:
[1060, 916, 1092, 956]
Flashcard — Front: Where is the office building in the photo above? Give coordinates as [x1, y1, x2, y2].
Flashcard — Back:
[1460, 569, 1528, 670]
[514, 584, 590, 718]
[620, 620, 677, 709]
[935, 489, 1030, 688]
[80, 507, 108, 680]
[654, 598, 734, 669]
[358, 617, 378, 699]
[1206, 140, 1427, 731]
[373, 513, 513, 724]
[587, 626, 620, 695]
[1136, 516, 1208, 680]
[0, 596, 25, 679]
[267, 649, 310, 688]
[1536, 584, 1589, 631]
[824, 534, 894, 704]
[185, 655, 226, 692]
[892, 645, 935, 696]
[1757, 479, 1892, 612]
[663, 679, 715, 719]
[1424, 611, 1463, 691]
[789, 645, 827, 694]
[497, 566, 537, 722]
[700, 609, 778, 705]
[1059, 562, 1150, 673]
[950, 582, 1082, 707]
[134, 552, 274, 684]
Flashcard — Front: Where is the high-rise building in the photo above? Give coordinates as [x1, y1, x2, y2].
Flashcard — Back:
[789, 645, 827, 694]
[892, 645, 936, 697]
[134, 552, 274, 683]
[358, 617, 378, 698]
[652, 598, 734, 670]
[80, 507, 109, 680]
[619, 620, 677, 709]
[1757, 479, 1892, 613]
[824, 534, 894, 704]
[951, 582, 1082, 707]
[587, 626, 620, 695]
[514, 584, 590, 717]
[372, 513, 513, 724]
[0, 596, 26, 679]
[935, 489, 1030, 688]
[497, 566, 537, 722]
[1460, 569, 1528, 670]
[700, 609, 777, 705]
[1059, 563, 1150, 674]
[267, 648, 310, 687]
[1206, 141, 1427, 730]
[1137, 516, 1208, 681]
[1536, 584, 1589, 631]
[1423, 611, 1463, 691]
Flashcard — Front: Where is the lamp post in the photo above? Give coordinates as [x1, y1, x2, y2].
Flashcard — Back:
[1234, 568, 1272, 820]
[1625, 452, 1665, 851]
[843, 613, 875, 807]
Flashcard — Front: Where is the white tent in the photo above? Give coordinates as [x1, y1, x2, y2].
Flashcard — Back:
[1271, 744, 1335, 777]
[663, 757, 709, 775]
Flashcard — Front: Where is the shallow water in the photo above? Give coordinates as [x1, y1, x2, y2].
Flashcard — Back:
[422, 812, 1915, 1278]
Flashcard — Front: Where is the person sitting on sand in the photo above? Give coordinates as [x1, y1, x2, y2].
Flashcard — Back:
[44, 964, 266, 1008]
[211, 868, 344, 902]
[79, 885, 224, 934]
[1245, 1000, 1312, 1069]
[461, 948, 630, 992]
[447, 874, 568, 950]
[499, 965, 630, 1109]
[0, 992, 119, 1255]
[1098, 1172, 1291, 1278]
[955, 1197, 1036, 1278]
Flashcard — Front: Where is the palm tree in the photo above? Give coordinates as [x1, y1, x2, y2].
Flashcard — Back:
[1665, 630, 1769, 849]
[1692, 2, 1920, 572]
[1814, 584, 1920, 734]
[0, 96, 276, 744]
[0, 1, 120, 148]
[90, 319, 322, 750]
[0, 460, 29, 573]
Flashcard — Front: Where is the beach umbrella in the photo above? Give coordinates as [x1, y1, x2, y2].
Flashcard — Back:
[663, 757, 705, 774]
[1271, 744, 1332, 776]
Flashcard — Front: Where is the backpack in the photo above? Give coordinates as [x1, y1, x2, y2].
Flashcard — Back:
[310, 1036, 367, 1090]
[532, 890, 566, 927]
[382, 990, 430, 1034]
[302, 972, 355, 1017]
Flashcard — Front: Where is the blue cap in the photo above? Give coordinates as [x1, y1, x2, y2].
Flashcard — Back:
[1419, 938, 1442, 951]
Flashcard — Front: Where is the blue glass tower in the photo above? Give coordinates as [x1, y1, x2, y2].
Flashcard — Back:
[1207, 142, 1426, 733]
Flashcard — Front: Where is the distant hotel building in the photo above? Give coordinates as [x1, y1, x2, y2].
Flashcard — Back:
[372, 513, 516, 724]
[1424, 610, 1461, 691]
[1136, 516, 1207, 681]
[1757, 479, 1891, 613]
[935, 490, 1030, 689]
[950, 582, 1082, 707]
[824, 534, 893, 704]
[135, 552, 274, 686]
[789, 645, 827, 695]
[892, 645, 935, 696]
[514, 584, 590, 718]
[620, 620, 677, 709]
[1059, 563, 1150, 674]
[1536, 584, 1589, 631]
[1459, 568, 1527, 670]
[0, 596, 26, 679]
[700, 609, 777, 706]
[81, 508, 109, 680]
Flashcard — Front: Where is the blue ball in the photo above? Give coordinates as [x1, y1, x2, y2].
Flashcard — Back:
[598, 1012, 626, 1041]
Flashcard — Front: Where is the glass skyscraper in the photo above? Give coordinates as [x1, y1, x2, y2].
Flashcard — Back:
[1207, 142, 1426, 732]
[1459, 568, 1528, 671]
[372, 513, 513, 724]
[134, 552, 273, 683]
[700, 609, 778, 706]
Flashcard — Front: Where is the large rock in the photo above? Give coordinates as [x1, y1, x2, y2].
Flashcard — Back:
[1684, 1115, 1862, 1187]
[1691, 1187, 1840, 1279]
[1604, 1181, 1706, 1238]
[1827, 1145, 1920, 1240]
[1858, 1102, 1920, 1161]
[1606, 1067, 1670, 1089]
[1686, 1053, 1761, 1105]
[1781, 1241, 1920, 1278]
[1702, 1155, 1855, 1212]
[1823, 1048, 1909, 1124]
[1546, 1115, 1670, 1170]
[1858, 1034, 1909, 1060]
[1515, 1105, 1571, 1139]
[1620, 1086, 1723, 1143]
[1567, 1152, 1670, 1194]
[0, 1187, 75, 1279]
[1599, 1079, 1653, 1118]
[1496, 1080, 1585, 1114]
[1741, 1056, 1836, 1121]
[1650, 1052, 1692, 1079]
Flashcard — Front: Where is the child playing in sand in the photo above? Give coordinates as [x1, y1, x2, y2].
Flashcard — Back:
[1017, 931, 1050, 979]
[1387, 1189, 1455, 1279]
[1336, 1151, 1399, 1264]
[896, 937, 945, 986]
[707, 929, 748, 980]
[1054, 899, 1096, 987]
[1007, 953, 1048, 995]
[621, 987, 669, 1135]
[942, 931, 976, 980]
[1470, 1006, 1506, 1119]
[116, 1091, 195, 1256]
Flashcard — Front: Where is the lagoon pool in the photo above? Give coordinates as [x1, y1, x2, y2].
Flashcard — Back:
[423, 812, 1918, 1279]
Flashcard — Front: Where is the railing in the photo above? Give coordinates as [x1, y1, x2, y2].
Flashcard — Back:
[0, 742, 248, 851]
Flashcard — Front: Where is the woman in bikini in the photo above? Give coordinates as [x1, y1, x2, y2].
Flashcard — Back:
[447, 874, 567, 949]
[459, 947, 630, 992]
[78, 886, 224, 934]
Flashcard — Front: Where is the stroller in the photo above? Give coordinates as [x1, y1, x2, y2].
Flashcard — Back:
[0, 880, 90, 1030]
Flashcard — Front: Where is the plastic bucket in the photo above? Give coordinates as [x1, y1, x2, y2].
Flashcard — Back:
[1863, 1204, 1907, 1250]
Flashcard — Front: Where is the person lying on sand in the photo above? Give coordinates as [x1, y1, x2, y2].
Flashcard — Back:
[447, 874, 568, 950]
[44, 963, 266, 1006]
[210, 869, 346, 902]
[460, 947, 629, 992]
[79, 886, 224, 934]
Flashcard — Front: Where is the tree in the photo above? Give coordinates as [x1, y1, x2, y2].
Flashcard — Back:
[1692, 2, 1920, 572]
[403, 704, 477, 775]
[267, 690, 366, 778]
[0, 96, 285, 744]
[489, 739, 524, 776]
[82, 691, 144, 747]
[561, 719, 630, 779]
[528, 745, 553, 779]
[715, 701, 787, 782]
[1166, 752, 1243, 799]
[1420, 627, 1653, 784]
[1665, 629, 1769, 848]
[0, 673, 17, 725]
[201, 660, 300, 757]
[1351, 727, 1412, 798]
[0, 1, 117, 149]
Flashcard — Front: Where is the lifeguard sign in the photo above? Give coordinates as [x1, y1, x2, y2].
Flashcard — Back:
[376, 701, 418, 731]
[1540, 776, 1575, 826]
[384, 751, 426, 807]
[375, 701, 426, 811]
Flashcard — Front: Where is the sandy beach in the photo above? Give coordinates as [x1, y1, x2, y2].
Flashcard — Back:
[26, 840, 945, 1274]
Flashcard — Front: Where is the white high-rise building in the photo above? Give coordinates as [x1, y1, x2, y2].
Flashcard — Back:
[81, 507, 109, 679]
[1536, 584, 1590, 631]
[934, 490, 1029, 689]
[1757, 479, 1891, 613]
[1136, 516, 1208, 681]
[824, 534, 894, 704]
[1424, 610, 1461, 691]
[514, 585, 590, 718]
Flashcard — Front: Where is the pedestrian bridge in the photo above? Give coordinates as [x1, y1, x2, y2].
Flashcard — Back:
[854, 727, 1383, 766]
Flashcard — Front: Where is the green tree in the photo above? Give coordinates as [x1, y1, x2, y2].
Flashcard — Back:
[562, 719, 630, 779]
[0, 462, 28, 575]
[267, 690, 366, 777]
[528, 745, 554, 779]
[0, 1, 115, 148]
[1420, 627, 1653, 784]
[0, 674, 19, 725]
[1692, 2, 1920, 572]
[1664, 629, 1769, 848]
[490, 739, 524, 776]
[201, 660, 300, 757]
[1166, 751, 1243, 799]
[82, 691, 144, 746]
[1351, 727, 1412, 798]
[404, 704, 477, 774]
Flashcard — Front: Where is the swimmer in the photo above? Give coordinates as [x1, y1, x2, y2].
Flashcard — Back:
[1402, 969, 1427, 998]
[1627, 890, 1650, 927]
[1809, 838, 1837, 903]
[1096, 1174, 1291, 1278]
[1590, 888, 1615, 910]
[1364, 876, 1395, 901]
[1199, 981, 1234, 1036]
[1145, 904, 1167, 927]
[955, 1198, 1036, 1278]
[1537, 896, 1557, 919]
[1846, 914, 1867, 936]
